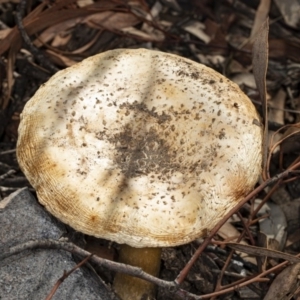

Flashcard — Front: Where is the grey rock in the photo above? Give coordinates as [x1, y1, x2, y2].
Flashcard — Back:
[0, 188, 114, 300]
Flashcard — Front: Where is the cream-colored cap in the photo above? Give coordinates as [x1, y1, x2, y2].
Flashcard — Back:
[17, 48, 262, 247]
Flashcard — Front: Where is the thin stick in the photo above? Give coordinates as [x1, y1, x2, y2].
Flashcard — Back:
[0, 149, 16, 156]
[0, 239, 176, 290]
[45, 254, 93, 300]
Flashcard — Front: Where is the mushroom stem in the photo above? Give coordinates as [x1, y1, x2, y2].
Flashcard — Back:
[113, 245, 162, 300]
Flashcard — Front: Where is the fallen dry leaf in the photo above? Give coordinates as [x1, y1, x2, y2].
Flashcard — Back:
[268, 89, 286, 126]
[252, 18, 269, 180]
[121, 26, 164, 41]
[250, 0, 271, 39]
[263, 263, 300, 300]
[0, 28, 11, 40]
[45, 49, 78, 67]
[218, 221, 256, 264]
[273, 0, 300, 29]
[231, 72, 256, 89]
[84, 11, 140, 30]
[182, 20, 211, 44]
[227, 243, 300, 263]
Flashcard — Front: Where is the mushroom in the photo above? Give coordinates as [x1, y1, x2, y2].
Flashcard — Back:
[17, 48, 263, 299]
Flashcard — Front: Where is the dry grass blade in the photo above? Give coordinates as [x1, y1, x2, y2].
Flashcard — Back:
[252, 18, 269, 180]
[227, 243, 300, 263]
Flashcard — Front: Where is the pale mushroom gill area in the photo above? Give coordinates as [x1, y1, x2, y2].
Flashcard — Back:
[17, 49, 263, 247]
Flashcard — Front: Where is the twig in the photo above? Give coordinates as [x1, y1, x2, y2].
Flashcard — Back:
[237, 211, 255, 245]
[0, 149, 16, 156]
[0, 186, 19, 192]
[0, 239, 176, 290]
[15, 0, 59, 74]
[213, 231, 245, 297]
[0, 170, 16, 181]
[45, 254, 93, 300]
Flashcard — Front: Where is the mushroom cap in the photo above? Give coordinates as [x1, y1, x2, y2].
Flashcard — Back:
[17, 49, 262, 247]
